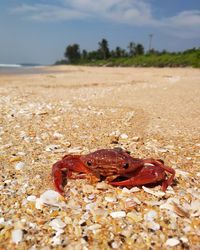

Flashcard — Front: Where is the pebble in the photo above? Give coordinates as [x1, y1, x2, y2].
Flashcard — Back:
[11, 229, 23, 244]
[15, 162, 25, 170]
[110, 211, 126, 218]
[165, 237, 180, 247]
[132, 136, 140, 142]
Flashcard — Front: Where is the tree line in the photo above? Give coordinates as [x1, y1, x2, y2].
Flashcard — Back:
[56, 38, 145, 64]
[55, 38, 200, 68]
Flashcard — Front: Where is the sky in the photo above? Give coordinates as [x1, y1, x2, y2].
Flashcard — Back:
[0, 0, 200, 65]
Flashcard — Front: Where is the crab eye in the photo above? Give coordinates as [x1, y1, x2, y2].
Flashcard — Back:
[87, 160, 92, 166]
[123, 163, 129, 169]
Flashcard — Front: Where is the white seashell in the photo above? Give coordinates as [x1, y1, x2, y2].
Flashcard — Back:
[111, 241, 121, 249]
[96, 182, 110, 190]
[180, 237, 188, 243]
[105, 196, 117, 203]
[142, 186, 165, 197]
[0, 218, 5, 224]
[158, 148, 168, 153]
[85, 203, 96, 211]
[87, 224, 101, 231]
[53, 132, 63, 138]
[165, 238, 180, 247]
[147, 221, 160, 231]
[122, 187, 140, 194]
[36, 190, 66, 209]
[35, 198, 43, 209]
[49, 218, 66, 231]
[120, 133, 128, 139]
[15, 162, 25, 170]
[176, 169, 190, 178]
[67, 147, 83, 154]
[11, 229, 23, 244]
[144, 210, 158, 221]
[110, 211, 126, 218]
[27, 195, 36, 202]
[45, 145, 60, 152]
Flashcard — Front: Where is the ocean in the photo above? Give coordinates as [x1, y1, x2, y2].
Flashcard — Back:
[0, 63, 49, 75]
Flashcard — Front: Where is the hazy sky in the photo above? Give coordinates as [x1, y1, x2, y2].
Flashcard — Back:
[1, 0, 200, 64]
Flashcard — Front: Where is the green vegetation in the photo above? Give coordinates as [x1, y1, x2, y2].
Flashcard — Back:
[55, 39, 200, 68]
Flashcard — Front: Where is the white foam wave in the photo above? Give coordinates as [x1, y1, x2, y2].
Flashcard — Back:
[0, 64, 22, 68]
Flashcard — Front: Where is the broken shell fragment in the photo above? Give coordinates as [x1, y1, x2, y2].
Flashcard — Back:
[11, 229, 23, 244]
[110, 211, 126, 218]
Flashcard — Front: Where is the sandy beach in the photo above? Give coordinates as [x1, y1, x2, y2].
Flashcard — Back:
[0, 66, 200, 249]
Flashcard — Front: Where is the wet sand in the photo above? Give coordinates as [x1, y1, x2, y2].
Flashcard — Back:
[0, 66, 200, 249]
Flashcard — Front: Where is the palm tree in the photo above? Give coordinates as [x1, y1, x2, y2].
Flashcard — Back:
[64, 44, 81, 63]
[98, 39, 110, 59]
[127, 42, 136, 56]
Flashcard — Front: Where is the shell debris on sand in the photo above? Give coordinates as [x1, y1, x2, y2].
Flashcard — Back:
[0, 67, 200, 249]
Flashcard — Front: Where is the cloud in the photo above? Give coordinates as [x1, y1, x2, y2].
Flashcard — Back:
[11, 1, 200, 38]
[10, 3, 88, 21]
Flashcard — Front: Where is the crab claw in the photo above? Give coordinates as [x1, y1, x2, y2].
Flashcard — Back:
[52, 155, 92, 196]
[52, 160, 67, 196]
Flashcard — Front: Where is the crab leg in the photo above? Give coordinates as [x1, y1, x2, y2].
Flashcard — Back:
[144, 159, 175, 191]
[110, 159, 175, 191]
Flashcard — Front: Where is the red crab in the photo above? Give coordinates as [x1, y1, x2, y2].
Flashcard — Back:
[52, 148, 175, 196]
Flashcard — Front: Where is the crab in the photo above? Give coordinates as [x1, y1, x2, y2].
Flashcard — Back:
[52, 148, 175, 196]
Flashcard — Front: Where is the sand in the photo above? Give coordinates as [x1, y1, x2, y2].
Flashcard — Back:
[0, 66, 200, 249]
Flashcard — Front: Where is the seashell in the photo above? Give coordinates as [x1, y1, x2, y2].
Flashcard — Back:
[120, 133, 128, 139]
[172, 202, 190, 218]
[122, 187, 140, 193]
[96, 182, 110, 190]
[0, 218, 5, 224]
[142, 186, 165, 197]
[82, 184, 94, 194]
[11, 229, 23, 244]
[15, 162, 25, 170]
[110, 211, 126, 218]
[165, 238, 180, 247]
[105, 196, 117, 203]
[127, 212, 142, 222]
[144, 210, 158, 221]
[175, 169, 190, 178]
[36, 190, 66, 209]
[49, 218, 66, 231]
[87, 224, 101, 231]
[27, 195, 36, 202]
[67, 147, 83, 154]
[45, 145, 60, 152]
[53, 132, 63, 139]
[147, 221, 160, 231]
